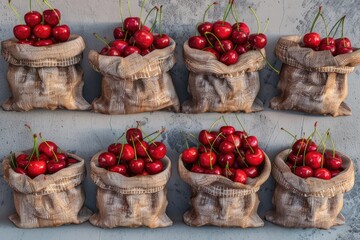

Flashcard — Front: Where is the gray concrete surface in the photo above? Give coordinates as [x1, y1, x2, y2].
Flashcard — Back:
[0, 0, 359, 239]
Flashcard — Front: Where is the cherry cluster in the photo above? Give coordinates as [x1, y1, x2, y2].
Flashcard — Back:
[284, 125, 343, 180]
[303, 6, 353, 56]
[10, 0, 70, 47]
[97, 126, 166, 176]
[181, 122, 265, 184]
[97, 2, 170, 57]
[11, 126, 78, 178]
[188, 1, 268, 66]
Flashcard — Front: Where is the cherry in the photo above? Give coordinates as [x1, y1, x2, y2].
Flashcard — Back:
[198, 130, 215, 147]
[232, 22, 250, 35]
[199, 152, 217, 168]
[135, 140, 149, 158]
[306, 141, 318, 152]
[336, 46, 353, 55]
[233, 169, 247, 184]
[191, 164, 205, 174]
[245, 148, 264, 166]
[108, 143, 122, 155]
[214, 39, 233, 53]
[38, 140, 58, 158]
[126, 128, 143, 144]
[33, 24, 52, 39]
[198, 22, 213, 36]
[330, 169, 341, 178]
[133, 30, 154, 50]
[217, 153, 235, 168]
[181, 147, 199, 164]
[188, 36, 207, 50]
[305, 151, 323, 169]
[242, 136, 259, 150]
[18, 40, 34, 45]
[224, 134, 241, 149]
[33, 39, 53, 47]
[53, 153, 68, 162]
[219, 141, 235, 154]
[107, 47, 122, 57]
[335, 37, 351, 49]
[122, 46, 141, 57]
[24, 11, 42, 28]
[303, 32, 321, 48]
[66, 158, 79, 167]
[222, 167, 235, 179]
[27, 160, 47, 178]
[13, 25, 31, 41]
[294, 166, 313, 178]
[113, 27, 127, 39]
[52, 25, 71, 42]
[109, 164, 127, 175]
[141, 48, 153, 56]
[325, 155, 342, 170]
[148, 142, 166, 160]
[129, 159, 145, 174]
[98, 152, 117, 168]
[31, 154, 49, 162]
[287, 151, 303, 165]
[153, 34, 170, 49]
[16, 154, 29, 168]
[43, 9, 61, 26]
[47, 159, 66, 174]
[204, 165, 222, 175]
[314, 168, 331, 180]
[145, 160, 163, 175]
[231, 29, 248, 44]
[120, 144, 135, 161]
[243, 166, 259, 178]
[320, 37, 335, 46]
[220, 50, 239, 66]
[292, 138, 307, 153]
[213, 21, 232, 40]
[203, 48, 220, 59]
[234, 131, 247, 139]
[124, 17, 141, 34]
[248, 33, 267, 49]
[14, 167, 27, 175]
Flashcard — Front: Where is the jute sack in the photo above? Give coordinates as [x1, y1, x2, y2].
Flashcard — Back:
[270, 35, 360, 117]
[89, 152, 173, 228]
[178, 154, 271, 227]
[1, 151, 92, 228]
[265, 149, 355, 229]
[1, 35, 91, 111]
[182, 41, 266, 113]
[88, 39, 180, 114]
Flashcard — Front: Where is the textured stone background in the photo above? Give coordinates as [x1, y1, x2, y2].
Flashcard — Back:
[0, 0, 359, 239]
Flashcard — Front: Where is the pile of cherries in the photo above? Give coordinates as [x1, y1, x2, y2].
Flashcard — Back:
[188, 1, 268, 66]
[181, 119, 265, 184]
[10, 0, 70, 46]
[96, 1, 170, 57]
[284, 124, 343, 180]
[11, 126, 78, 178]
[97, 126, 166, 176]
[303, 6, 354, 56]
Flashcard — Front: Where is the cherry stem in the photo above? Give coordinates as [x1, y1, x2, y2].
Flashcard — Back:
[188, 132, 209, 152]
[341, 16, 345, 45]
[143, 6, 157, 29]
[249, 6, 260, 34]
[8, 0, 23, 24]
[34, 0, 43, 12]
[221, 115, 229, 126]
[329, 16, 344, 38]
[203, 31, 214, 47]
[285, 134, 298, 163]
[309, 6, 322, 33]
[30, 0, 32, 12]
[302, 127, 317, 164]
[315, 128, 327, 154]
[233, 137, 248, 167]
[119, 0, 124, 30]
[259, 50, 280, 75]
[148, 127, 165, 143]
[93, 33, 111, 48]
[222, 0, 233, 25]
[328, 131, 336, 158]
[114, 132, 125, 145]
[235, 114, 247, 134]
[203, 2, 218, 23]
[321, 130, 331, 168]
[231, 3, 239, 26]
[320, 13, 329, 45]
[43, 0, 60, 25]
[131, 138, 137, 160]
[181, 131, 190, 149]
[39, 132, 59, 162]
[10, 152, 16, 169]
[136, 138, 152, 161]
[244, 136, 255, 154]
[117, 138, 125, 165]
[209, 116, 222, 132]
[139, 0, 146, 25]
[159, 5, 163, 37]
[150, 7, 159, 33]
[127, 0, 131, 17]
[281, 127, 297, 140]
[205, 32, 225, 52]
[262, 18, 270, 34]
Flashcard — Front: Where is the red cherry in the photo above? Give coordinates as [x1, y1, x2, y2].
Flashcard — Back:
[188, 36, 207, 50]
[222, 167, 235, 179]
[325, 155, 342, 170]
[198, 145, 211, 154]
[135, 141, 149, 158]
[219, 141, 235, 154]
[52, 25, 71, 42]
[335, 37, 351, 49]
[242, 166, 259, 178]
[31, 154, 49, 162]
[113, 27, 126, 39]
[47, 159, 66, 174]
[219, 126, 235, 136]
[198, 130, 215, 147]
[18, 40, 34, 45]
[38, 141, 58, 158]
[314, 168, 331, 180]
[233, 169, 247, 184]
[43, 9, 61, 26]
[318, 43, 336, 56]
[294, 166, 313, 178]
[16, 154, 29, 168]
[213, 21, 232, 40]
[122, 46, 141, 57]
[181, 147, 199, 164]
[303, 32, 321, 48]
[330, 169, 341, 178]
[109, 164, 127, 175]
[153, 34, 170, 49]
[129, 159, 145, 174]
[126, 128, 143, 144]
[66, 158, 79, 167]
[231, 29, 248, 44]
[292, 138, 307, 153]
[305, 151, 323, 169]
[100, 46, 110, 55]
[13, 25, 31, 40]
[320, 37, 335, 46]
[149, 142, 167, 160]
[287, 151, 303, 165]
[24, 11, 42, 28]
[245, 148, 264, 166]
[133, 30, 154, 50]
[248, 33, 267, 49]
[220, 50, 239, 66]
[242, 136, 259, 150]
[336, 46, 353, 55]
[214, 39, 233, 53]
[120, 144, 135, 161]
[145, 160, 163, 175]
[203, 48, 220, 59]
[27, 160, 47, 178]
[235, 45, 248, 56]
[124, 17, 141, 34]
[232, 22, 250, 35]
[107, 47, 122, 56]
[98, 152, 117, 168]
[14, 167, 27, 175]
[197, 22, 213, 36]
[224, 134, 241, 149]
[191, 164, 205, 174]
[54, 153, 68, 162]
[199, 152, 217, 168]
[204, 165, 222, 175]
[234, 131, 247, 139]
[217, 153, 235, 168]
[33, 39, 53, 47]
[108, 143, 122, 155]
[141, 48, 152, 56]
[33, 24, 52, 39]
[306, 141, 318, 152]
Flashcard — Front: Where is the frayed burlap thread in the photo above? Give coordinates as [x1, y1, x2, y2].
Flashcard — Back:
[2, 151, 92, 228]
[88, 39, 180, 114]
[265, 149, 355, 229]
[1, 35, 91, 111]
[178, 153, 271, 228]
[89, 152, 173, 228]
[270, 35, 360, 117]
[182, 41, 266, 113]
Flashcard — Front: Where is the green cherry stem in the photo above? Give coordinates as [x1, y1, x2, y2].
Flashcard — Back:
[262, 18, 270, 34]
[258, 50, 280, 74]
[310, 6, 322, 33]
[203, 2, 218, 23]
[235, 114, 247, 135]
[249, 6, 260, 34]
[205, 32, 225, 52]
[143, 6, 157, 29]
[221, 115, 229, 126]
[159, 5, 163, 37]
[139, 0, 146, 25]
[30, 0, 32, 12]
[209, 116, 222, 132]
[320, 13, 329, 45]
[231, 3, 239, 26]
[34, 0, 43, 12]
[10, 152, 16, 169]
[39, 132, 59, 162]
[117, 137, 125, 165]
[150, 7, 159, 33]
[93, 33, 111, 48]
[8, 0, 23, 24]
[329, 16, 344, 38]
[127, 0, 131, 17]
[119, 0, 124, 30]
[328, 131, 336, 158]
[181, 131, 190, 149]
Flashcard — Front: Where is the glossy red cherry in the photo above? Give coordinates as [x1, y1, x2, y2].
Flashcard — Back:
[232, 22, 250, 35]
[199, 151, 217, 168]
[107, 47, 122, 56]
[303, 32, 321, 48]
[113, 27, 126, 39]
[248, 33, 267, 49]
[122, 46, 141, 57]
[27, 160, 47, 178]
[243, 166, 259, 178]
[217, 153, 235, 168]
[43, 9, 61, 26]
[314, 168, 331, 180]
[213, 21, 232, 40]
[126, 128, 143, 144]
[294, 166, 313, 178]
[335, 37, 351, 49]
[129, 159, 145, 174]
[181, 147, 199, 164]
[214, 39, 233, 53]
[133, 30, 154, 50]
[188, 36, 207, 50]
[203, 48, 220, 59]
[325, 154, 342, 170]
[33, 24, 52, 39]
[148, 142, 167, 160]
[14, 167, 27, 175]
[245, 148, 264, 166]
[220, 50, 239, 66]
[153, 34, 171, 49]
[47, 159, 66, 174]
[242, 136, 259, 150]
[287, 151, 303, 165]
[108, 143, 122, 155]
[124, 17, 141, 34]
[231, 29, 248, 44]
[233, 169, 247, 184]
[219, 141, 235, 154]
[305, 151, 323, 169]
[24, 11, 42, 28]
[120, 144, 135, 161]
[135, 141, 149, 158]
[109, 164, 127, 175]
[198, 130, 215, 147]
[52, 25, 71, 42]
[33, 39, 53, 47]
[198, 22, 213, 36]
[66, 158, 79, 167]
[16, 154, 29, 168]
[204, 165, 222, 175]
[145, 160, 163, 175]
[98, 152, 117, 168]
[224, 134, 241, 149]
[13, 25, 31, 40]
[38, 141, 58, 158]
[336, 46, 353, 55]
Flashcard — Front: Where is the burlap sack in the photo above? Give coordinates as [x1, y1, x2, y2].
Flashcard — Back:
[182, 41, 266, 113]
[270, 35, 360, 117]
[88, 39, 180, 114]
[178, 153, 271, 227]
[89, 152, 173, 228]
[265, 149, 355, 229]
[1, 35, 91, 111]
[1, 151, 92, 228]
